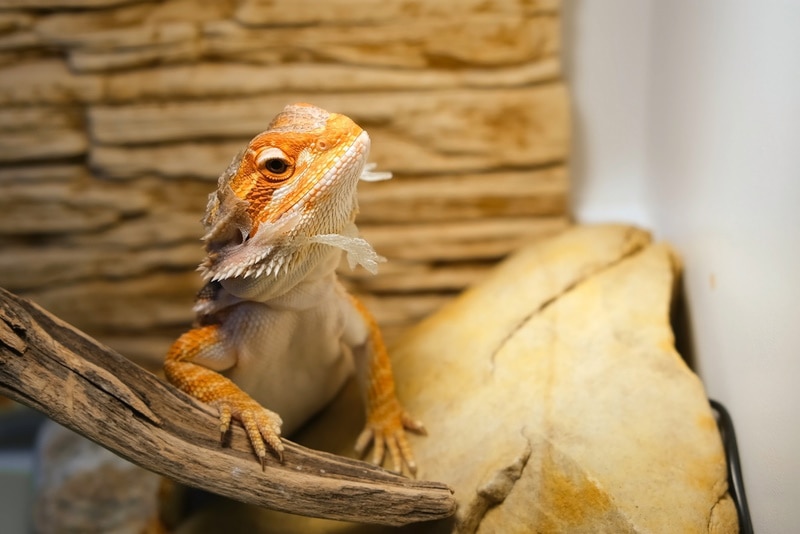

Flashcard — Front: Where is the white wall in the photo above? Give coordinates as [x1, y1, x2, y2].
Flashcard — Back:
[564, 1, 800, 532]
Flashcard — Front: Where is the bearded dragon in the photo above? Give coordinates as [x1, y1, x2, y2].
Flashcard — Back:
[164, 103, 424, 474]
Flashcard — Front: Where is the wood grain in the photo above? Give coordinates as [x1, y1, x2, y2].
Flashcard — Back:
[0, 287, 456, 526]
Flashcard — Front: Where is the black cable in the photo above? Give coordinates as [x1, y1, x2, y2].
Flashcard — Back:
[710, 399, 754, 534]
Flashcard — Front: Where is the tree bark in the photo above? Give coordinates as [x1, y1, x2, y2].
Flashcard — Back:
[0, 287, 455, 526]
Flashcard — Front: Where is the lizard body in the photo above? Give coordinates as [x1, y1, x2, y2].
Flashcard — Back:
[164, 103, 423, 473]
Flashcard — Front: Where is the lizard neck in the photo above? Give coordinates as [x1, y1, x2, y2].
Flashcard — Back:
[219, 242, 342, 304]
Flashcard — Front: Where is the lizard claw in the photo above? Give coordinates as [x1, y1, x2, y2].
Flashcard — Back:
[213, 396, 284, 469]
[355, 409, 425, 476]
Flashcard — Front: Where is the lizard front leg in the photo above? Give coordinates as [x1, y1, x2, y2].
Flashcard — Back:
[347, 294, 426, 475]
[163, 323, 284, 468]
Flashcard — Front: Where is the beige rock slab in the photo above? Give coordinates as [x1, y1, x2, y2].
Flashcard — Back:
[360, 217, 570, 263]
[89, 140, 243, 180]
[234, 0, 558, 26]
[356, 168, 568, 224]
[0, 0, 139, 7]
[87, 86, 569, 174]
[177, 225, 737, 533]
[0, 163, 88, 184]
[30, 1, 557, 72]
[203, 15, 558, 70]
[24, 271, 202, 333]
[0, 106, 87, 162]
[0, 180, 149, 235]
[32, 0, 232, 47]
[402, 225, 735, 532]
[0, 241, 202, 291]
[0, 59, 559, 106]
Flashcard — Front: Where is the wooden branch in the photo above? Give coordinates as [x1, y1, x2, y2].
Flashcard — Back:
[0, 287, 455, 526]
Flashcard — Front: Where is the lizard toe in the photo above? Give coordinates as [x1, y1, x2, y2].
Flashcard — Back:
[401, 411, 427, 436]
[386, 433, 402, 474]
[357, 410, 423, 476]
[240, 410, 268, 464]
[255, 409, 284, 463]
[371, 432, 386, 467]
[217, 403, 232, 441]
[394, 429, 418, 475]
[354, 427, 374, 457]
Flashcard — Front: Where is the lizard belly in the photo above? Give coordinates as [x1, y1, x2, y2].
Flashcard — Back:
[220, 298, 354, 435]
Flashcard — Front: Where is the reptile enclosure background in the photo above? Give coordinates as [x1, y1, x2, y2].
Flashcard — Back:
[0, 0, 570, 369]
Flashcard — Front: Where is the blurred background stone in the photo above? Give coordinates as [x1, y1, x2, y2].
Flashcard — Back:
[34, 421, 162, 534]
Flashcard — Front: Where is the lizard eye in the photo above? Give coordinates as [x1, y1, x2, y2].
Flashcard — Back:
[264, 158, 288, 174]
[255, 147, 294, 182]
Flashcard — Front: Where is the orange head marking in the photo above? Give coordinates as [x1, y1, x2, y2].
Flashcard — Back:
[227, 104, 365, 233]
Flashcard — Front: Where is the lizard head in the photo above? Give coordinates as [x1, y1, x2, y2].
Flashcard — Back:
[199, 103, 387, 282]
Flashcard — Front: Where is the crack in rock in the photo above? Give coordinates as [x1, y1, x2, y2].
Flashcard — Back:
[489, 228, 648, 372]
[457, 433, 533, 534]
